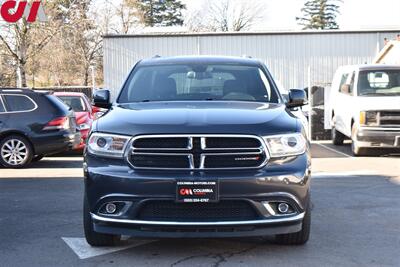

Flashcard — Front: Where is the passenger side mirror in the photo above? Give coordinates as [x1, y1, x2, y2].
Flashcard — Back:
[340, 84, 350, 94]
[93, 89, 111, 109]
[286, 89, 307, 108]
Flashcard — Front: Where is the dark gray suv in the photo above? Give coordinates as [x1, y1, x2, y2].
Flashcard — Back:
[84, 56, 311, 246]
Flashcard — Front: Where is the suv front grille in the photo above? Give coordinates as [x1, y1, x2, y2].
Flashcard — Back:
[137, 200, 259, 222]
[128, 135, 268, 170]
[379, 110, 400, 126]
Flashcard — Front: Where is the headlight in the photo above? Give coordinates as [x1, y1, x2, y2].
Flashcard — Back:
[79, 123, 91, 131]
[87, 133, 130, 158]
[263, 133, 307, 157]
[360, 111, 378, 126]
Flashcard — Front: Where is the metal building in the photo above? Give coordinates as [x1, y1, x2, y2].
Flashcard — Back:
[103, 29, 399, 99]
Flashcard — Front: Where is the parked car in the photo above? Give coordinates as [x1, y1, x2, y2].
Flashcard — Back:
[54, 92, 95, 150]
[83, 56, 311, 247]
[329, 64, 400, 156]
[0, 88, 80, 168]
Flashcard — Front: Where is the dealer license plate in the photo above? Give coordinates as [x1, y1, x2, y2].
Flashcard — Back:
[176, 181, 218, 203]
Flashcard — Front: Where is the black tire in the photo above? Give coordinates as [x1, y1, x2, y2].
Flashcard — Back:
[83, 194, 120, 247]
[32, 155, 45, 162]
[0, 135, 33, 168]
[331, 126, 345, 146]
[275, 202, 311, 245]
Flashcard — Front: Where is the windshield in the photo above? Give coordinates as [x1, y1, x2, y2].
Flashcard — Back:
[57, 96, 87, 112]
[118, 64, 280, 103]
[358, 70, 400, 96]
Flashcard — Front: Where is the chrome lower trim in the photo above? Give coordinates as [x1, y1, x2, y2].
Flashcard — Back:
[91, 212, 305, 226]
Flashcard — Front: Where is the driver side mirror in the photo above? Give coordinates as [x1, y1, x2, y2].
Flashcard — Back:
[286, 89, 307, 108]
[93, 89, 111, 109]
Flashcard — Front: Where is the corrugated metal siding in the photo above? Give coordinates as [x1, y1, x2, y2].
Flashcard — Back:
[104, 31, 399, 99]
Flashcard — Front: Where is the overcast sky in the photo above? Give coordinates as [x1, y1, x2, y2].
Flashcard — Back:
[182, 0, 400, 30]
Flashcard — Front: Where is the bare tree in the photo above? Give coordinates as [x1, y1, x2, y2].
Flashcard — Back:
[0, 0, 78, 87]
[100, 0, 141, 34]
[62, 1, 103, 86]
[186, 0, 265, 32]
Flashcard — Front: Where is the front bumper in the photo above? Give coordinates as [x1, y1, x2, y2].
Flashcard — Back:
[356, 127, 400, 149]
[84, 153, 311, 238]
[91, 212, 304, 238]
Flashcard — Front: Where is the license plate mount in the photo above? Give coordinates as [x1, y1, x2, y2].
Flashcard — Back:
[176, 181, 219, 203]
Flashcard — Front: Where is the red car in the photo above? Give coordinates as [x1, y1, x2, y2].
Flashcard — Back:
[54, 92, 98, 150]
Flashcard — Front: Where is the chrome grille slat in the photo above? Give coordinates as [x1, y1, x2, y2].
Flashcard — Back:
[127, 135, 269, 170]
[378, 110, 400, 126]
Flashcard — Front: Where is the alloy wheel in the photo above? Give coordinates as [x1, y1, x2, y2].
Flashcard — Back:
[1, 139, 29, 166]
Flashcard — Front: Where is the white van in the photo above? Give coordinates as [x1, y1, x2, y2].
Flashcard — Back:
[329, 65, 400, 156]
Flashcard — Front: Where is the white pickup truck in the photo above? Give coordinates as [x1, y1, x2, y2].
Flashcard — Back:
[329, 64, 400, 156]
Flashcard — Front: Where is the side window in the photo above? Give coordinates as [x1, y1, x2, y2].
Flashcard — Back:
[3, 95, 36, 112]
[339, 73, 349, 92]
[338, 72, 354, 95]
[0, 96, 5, 112]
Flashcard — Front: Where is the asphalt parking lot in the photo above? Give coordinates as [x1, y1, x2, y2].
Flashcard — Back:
[1, 142, 399, 267]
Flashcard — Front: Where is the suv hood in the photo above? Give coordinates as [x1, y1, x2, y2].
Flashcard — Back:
[95, 101, 299, 136]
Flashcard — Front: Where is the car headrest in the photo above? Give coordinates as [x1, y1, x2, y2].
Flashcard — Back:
[223, 80, 246, 96]
[153, 77, 177, 99]
[358, 75, 371, 90]
[70, 98, 83, 110]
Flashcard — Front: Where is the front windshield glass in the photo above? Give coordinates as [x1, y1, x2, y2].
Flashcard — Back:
[358, 70, 400, 96]
[118, 64, 280, 103]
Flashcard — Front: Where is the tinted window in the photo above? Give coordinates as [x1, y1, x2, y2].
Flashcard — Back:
[358, 70, 400, 96]
[58, 96, 87, 112]
[118, 64, 279, 103]
[0, 97, 5, 112]
[4, 95, 36, 112]
[45, 95, 70, 113]
[339, 73, 349, 92]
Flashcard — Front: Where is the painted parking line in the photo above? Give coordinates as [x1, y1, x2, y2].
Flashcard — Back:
[312, 142, 352, 158]
[62, 237, 156, 259]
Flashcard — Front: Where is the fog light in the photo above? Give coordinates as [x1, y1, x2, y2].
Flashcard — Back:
[278, 203, 289, 213]
[105, 203, 117, 214]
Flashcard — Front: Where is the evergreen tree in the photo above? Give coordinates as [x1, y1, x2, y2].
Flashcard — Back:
[296, 0, 342, 30]
[135, 0, 186, 27]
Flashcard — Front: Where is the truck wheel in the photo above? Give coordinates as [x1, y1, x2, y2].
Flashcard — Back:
[0, 135, 33, 168]
[331, 126, 345, 145]
[83, 194, 120, 247]
[351, 125, 367, 157]
[275, 201, 311, 245]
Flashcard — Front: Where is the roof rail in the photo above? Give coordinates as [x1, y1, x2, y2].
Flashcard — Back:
[242, 55, 252, 58]
[0, 87, 32, 92]
[153, 55, 162, 58]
